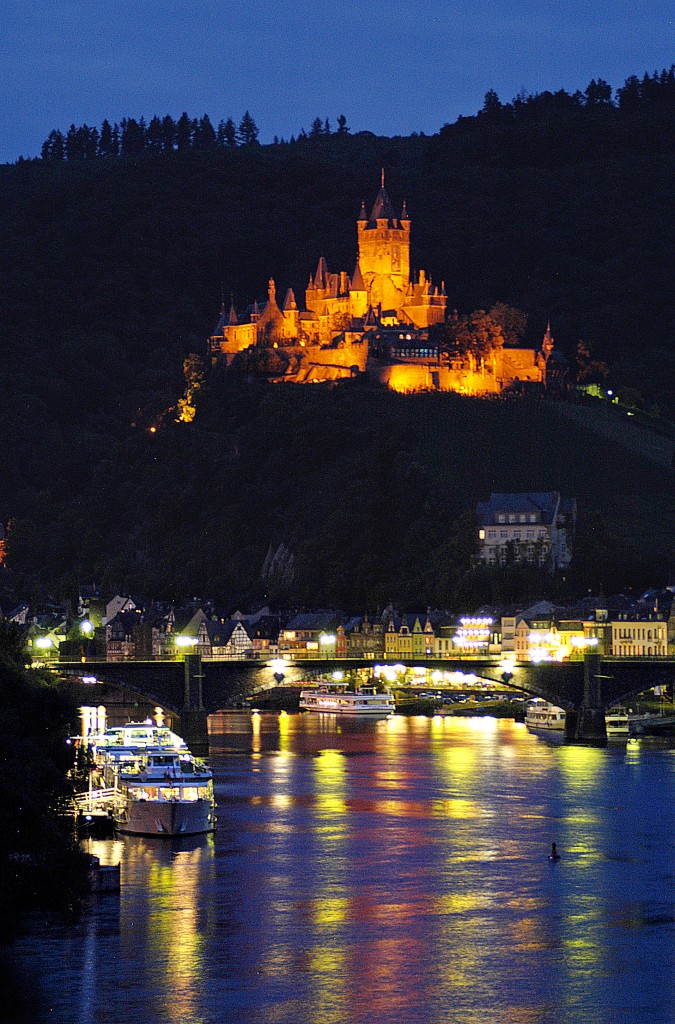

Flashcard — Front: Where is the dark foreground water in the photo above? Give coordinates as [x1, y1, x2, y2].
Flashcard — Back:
[7, 713, 675, 1024]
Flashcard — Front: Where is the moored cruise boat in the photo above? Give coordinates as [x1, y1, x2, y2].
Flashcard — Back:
[525, 700, 566, 731]
[605, 707, 630, 737]
[82, 720, 216, 837]
[299, 684, 395, 716]
[525, 702, 632, 737]
[112, 748, 216, 836]
[90, 721, 188, 753]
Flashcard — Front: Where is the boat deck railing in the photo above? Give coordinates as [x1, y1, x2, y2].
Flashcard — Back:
[73, 787, 123, 814]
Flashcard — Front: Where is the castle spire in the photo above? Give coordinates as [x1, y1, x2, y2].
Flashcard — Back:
[358, 199, 367, 221]
[401, 199, 409, 221]
[350, 261, 365, 291]
[381, 167, 385, 188]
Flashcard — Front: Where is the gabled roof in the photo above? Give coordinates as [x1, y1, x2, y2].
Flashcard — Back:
[283, 611, 344, 631]
[200, 620, 252, 646]
[476, 492, 562, 525]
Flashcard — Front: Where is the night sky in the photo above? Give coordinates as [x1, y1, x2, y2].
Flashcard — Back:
[2, 0, 673, 163]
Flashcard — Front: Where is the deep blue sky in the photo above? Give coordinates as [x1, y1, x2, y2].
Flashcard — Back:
[1, 0, 673, 163]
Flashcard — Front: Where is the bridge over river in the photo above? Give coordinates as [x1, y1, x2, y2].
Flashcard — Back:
[57, 654, 674, 749]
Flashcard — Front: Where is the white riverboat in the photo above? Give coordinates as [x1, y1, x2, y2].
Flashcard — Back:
[605, 707, 630, 737]
[82, 720, 216, 837]
[90, 721, 188, 753]
[525, 700, 566, 731]
[525, 701, 632, 738]
[112, 747, 216, 836]
[299, 683, 395, 716]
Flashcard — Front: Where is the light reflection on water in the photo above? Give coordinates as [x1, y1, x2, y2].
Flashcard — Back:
[7, 713, 675, 1024]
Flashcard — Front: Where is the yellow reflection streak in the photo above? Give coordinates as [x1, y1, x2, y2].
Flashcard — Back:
[306, 750, 350, 1024]
[120, 841, 215, 1024]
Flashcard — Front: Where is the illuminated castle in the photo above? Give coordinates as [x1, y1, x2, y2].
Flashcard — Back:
[209, 176, 550, 393]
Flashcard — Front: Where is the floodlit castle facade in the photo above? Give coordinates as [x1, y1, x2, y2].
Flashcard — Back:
[208, 177, 553, 393]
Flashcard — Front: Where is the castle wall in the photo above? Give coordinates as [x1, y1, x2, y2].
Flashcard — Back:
[304, 340, 368, 374]
[371, 363, 502, 395]
[497, 348, 544, 384]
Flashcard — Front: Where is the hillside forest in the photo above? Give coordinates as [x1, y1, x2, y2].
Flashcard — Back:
[0, 68, 673, 610]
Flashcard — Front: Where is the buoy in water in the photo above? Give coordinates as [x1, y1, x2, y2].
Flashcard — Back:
[549, 842, 560, 861]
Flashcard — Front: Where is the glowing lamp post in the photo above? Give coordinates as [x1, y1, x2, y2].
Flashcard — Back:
[270, 658, 287, 684]
[319, 633, 336, 659]
[175, 635, 198, 659]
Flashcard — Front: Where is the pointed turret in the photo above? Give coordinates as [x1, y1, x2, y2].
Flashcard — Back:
[363, 305, 379, 328]
[314, 256, 328, 290]
[212, 302, 229, 335]
[229, 301, 238, 325]
[368, 186, 398, 226]
[401, 199, 410, 221]
[349, 261, 367, 317]
[283, 288, 297, 311]
[350, 261, 365, 291]
[542, 321, 555, 357]
[357, 200, 368, 221]
[268, 278, 277, 305]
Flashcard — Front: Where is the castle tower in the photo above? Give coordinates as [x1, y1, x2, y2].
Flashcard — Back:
[357, 172, 411, 313]
[349, 261, 368, 319]
[256, 278, 286, 345]
[283, 287, 299, 337]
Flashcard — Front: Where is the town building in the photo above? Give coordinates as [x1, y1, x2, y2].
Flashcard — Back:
[610, 615, 668, 657]
[197, 619, 254, 660]
[476, 492, 577, 572]
[208, 177, 557, 393]
[278, 611, 346, 659]
[344, 616, 385, 659]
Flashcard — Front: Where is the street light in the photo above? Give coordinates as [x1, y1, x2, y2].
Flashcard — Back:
[270, 658, 287, 684]
[319, 633, 336, 659]
[175, 636, 197, 647]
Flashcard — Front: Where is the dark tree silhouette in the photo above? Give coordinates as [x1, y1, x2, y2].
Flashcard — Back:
[237, 111, 259, 145]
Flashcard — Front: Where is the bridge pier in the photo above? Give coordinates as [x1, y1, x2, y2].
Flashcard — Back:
[565, 653, 607, 745]
[179, 654, 209, 755]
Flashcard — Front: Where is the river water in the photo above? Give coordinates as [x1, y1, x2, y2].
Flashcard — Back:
[7, 713, 675, 1024]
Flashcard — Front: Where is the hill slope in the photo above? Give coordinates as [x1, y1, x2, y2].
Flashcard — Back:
[1, 79, 673, 605]
[6, 382, 672, 608]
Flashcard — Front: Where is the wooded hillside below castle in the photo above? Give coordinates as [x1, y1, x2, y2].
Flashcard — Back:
[0, 68, 672, 606]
